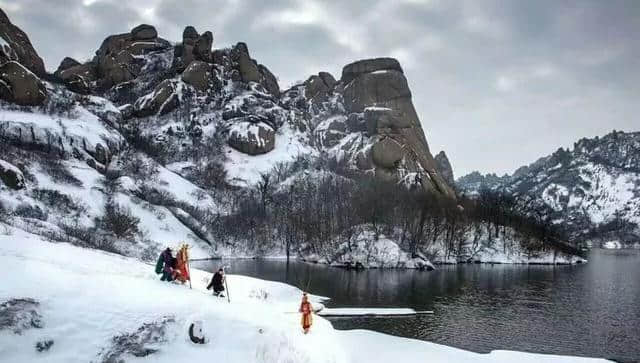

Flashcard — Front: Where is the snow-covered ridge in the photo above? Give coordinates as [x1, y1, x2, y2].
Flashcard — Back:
[0, 225, 607, 363]
[457, 131, 640, 247]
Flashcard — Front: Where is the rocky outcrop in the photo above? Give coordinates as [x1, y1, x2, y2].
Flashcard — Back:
[133, 79, 179, 117]
[193, 31, 213, 62]
[233, 42, 260, 83]
[0, 61, 47, 105]
[0, 9, 45, 76]
[173, 26, 199, 71]
[173, 26, 214, 69]
[55, 61, 97, 94]
[181, 60, 214, 91]
[231, 43, 280, 97]
[340, 58, 455, 198]
[0, 159, 25, 190]
[227, 122, 275, 155]
[434, 151, 455, 187]
[315, 116, 347, 148]
[66, 24, 172, 90]
[341, 58, 402, 85]
[259, 64, 280, 97]
[371, 137, 404, 169]
[130, 24, 157, 40]
[304, 72, 336, 104]
[56, 57, 81, 73]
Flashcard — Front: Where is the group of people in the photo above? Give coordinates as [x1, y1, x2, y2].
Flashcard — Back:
[155, 245, 314, 334]
[156, 245, 191, 283]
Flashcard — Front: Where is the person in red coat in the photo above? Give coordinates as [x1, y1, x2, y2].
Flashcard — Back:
[299, 292, 313, 334]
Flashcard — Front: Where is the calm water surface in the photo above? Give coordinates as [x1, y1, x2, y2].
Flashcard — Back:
[196, 249, 640, 361]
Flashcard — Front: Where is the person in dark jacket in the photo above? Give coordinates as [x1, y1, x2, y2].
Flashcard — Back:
[207, 268, 225, 296]
[160, 248, 174, 282]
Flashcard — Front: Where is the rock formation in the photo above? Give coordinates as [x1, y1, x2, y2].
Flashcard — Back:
[0, 61, 47, 105]
[227, 122, 275, 155]
[55, 24, 171, 92]
[340, 58, 455, 197]
[134, 79, 180, 117]
[0, 9, 45, 76]
[0, 159, 25, 190]
[434, 151, 455, 187]
[0, 10, 455, 200]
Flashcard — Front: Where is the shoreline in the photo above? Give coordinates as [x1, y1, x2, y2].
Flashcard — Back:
[0, 224, 609, 363]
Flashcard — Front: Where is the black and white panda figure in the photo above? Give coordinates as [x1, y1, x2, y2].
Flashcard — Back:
[188, 320, 206, 344]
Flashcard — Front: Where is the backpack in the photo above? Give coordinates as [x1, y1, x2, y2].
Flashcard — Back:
[155, 253, 164, 274]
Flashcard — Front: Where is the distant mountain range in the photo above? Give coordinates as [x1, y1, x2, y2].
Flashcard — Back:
[457, 131, 640, 247]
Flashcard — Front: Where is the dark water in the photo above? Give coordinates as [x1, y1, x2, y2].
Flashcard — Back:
[195, 249, 640, 361]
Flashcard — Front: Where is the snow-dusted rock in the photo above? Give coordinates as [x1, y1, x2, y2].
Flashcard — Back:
[234, 42, 261, 83]
[181, 60, 214, 91]
[131, 24, 157, 40]
[371, 137, 404, 169]
[0, 159, 24, 190]
[134, 79, 180, 117]
[227, 122, 275, 155]
[0, 9, 45, 76]
[193, 31, 213, 62]
[0, 61, 47, 105]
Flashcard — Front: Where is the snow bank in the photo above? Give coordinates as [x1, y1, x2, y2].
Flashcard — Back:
[318, 308, 431, 317]
[328, 230, 434, 269]
[0, 226, 606, 363]
[602, 240, 623, 249]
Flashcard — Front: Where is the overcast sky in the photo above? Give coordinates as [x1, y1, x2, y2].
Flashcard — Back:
[2, 0, 638, 177]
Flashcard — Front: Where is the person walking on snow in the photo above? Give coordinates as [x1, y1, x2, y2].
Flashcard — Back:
[207, 268, 225, 297]
[299, 292, 313, 334]
[159, 248, 174, 282]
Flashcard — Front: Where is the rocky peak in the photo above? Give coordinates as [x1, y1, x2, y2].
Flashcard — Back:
[304, 71, 336, 103]
[340, 57, 455, 198]
[434, 151, 455, 187]
[0, 11, 48, 105]
[341, 57, 402, 85]
[52, 23, 172, 93]
[0, 9, 45, 76]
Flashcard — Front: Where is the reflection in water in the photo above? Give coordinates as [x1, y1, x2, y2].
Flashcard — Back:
[194, 249, 640, 361]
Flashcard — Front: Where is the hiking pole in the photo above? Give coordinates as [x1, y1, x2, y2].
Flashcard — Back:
[187, 257, 192, 289]
[224, 276, 230, 303]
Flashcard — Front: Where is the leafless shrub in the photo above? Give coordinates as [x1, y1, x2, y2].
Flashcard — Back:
[95, 202, 141, 240]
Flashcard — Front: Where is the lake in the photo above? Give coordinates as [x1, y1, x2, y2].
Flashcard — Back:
[194, 249, 640, 362]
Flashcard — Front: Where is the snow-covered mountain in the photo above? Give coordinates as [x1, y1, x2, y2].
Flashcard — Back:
[0, 11, 583, 264]
[457, 131, 640, 247]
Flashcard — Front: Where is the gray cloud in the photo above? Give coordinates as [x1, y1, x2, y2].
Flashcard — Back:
[2, 0, 638, 176]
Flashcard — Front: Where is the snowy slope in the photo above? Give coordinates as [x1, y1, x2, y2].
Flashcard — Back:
[0, 225, 607, 363]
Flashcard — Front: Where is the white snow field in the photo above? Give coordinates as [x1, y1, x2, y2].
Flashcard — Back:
[0, 225, 607, 363]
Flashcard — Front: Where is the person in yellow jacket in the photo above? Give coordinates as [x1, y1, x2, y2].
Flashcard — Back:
[299, 292, 313, 334]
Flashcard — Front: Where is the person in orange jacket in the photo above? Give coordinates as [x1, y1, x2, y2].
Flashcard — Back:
[299, 292, 313, 334]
